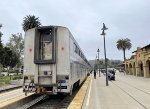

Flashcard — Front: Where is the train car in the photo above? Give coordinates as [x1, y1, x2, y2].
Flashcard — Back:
[23, 26, 91, 95]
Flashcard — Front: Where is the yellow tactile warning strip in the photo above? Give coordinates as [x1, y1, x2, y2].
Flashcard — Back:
[0, 92, 33, 108]
[68, 75, 91, 109]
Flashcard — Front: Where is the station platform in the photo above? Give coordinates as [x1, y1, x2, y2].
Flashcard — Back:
[0, 88, 33, 108]
[82, 72, 150, 109]
[0, 84, 21, 93]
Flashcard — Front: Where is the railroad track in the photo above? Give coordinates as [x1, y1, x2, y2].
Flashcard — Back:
[29, 88, 80, 109]
[117, 79, 150, 96]
[111, 80, 149, 109]
[0, 76, 89, 109]
[17, 84, 82, 109]
[29, 94, 68, 109]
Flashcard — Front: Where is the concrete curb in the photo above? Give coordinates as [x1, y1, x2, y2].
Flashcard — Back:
[0, 85, 22, 93]
[68, 75, 91, 109]
[1, 94, 37, 109]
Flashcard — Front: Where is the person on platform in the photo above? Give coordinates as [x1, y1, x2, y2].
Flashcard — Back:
[94, 69, 96, 79]
[112, 69, 116, 80]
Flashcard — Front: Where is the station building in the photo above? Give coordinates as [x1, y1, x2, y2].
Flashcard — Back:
[124, 44, 150, 78]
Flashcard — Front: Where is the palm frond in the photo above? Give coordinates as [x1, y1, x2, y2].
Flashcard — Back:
[22, 15, 42, 31]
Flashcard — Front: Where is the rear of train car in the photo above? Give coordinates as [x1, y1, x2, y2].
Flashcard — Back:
[23, 26, 91, 95]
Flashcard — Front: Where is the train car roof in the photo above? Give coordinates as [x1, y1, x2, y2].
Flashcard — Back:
[27, 25, 91, 67]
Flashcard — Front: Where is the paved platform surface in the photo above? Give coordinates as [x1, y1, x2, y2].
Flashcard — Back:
[0, 88, 33, 108]
[82, 71, 150, 109]
[0, 84, 21, 92]
[68, 76, 91, 109]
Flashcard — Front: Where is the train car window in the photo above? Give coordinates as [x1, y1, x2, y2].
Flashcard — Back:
[81, 53, 83, 59]
[74, 43, 85, 59]
[77, 47, 79, 54]
[41, 30, 53, 60]
[75, 44, 78, 53]
[34, 27, 56, 64]
[79, 50, 80, 56]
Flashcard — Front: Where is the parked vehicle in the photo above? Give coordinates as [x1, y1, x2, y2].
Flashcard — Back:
[108, 70, 115, 80]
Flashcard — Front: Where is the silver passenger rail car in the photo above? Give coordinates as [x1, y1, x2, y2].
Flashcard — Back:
[23, 26, 92, 95]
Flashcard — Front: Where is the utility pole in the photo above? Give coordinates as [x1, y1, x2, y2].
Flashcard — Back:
[101, 23, 109, 86]
[97, 48, 100, 77]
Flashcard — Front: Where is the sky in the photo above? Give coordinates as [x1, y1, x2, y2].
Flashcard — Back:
[0, 0, 150, 61]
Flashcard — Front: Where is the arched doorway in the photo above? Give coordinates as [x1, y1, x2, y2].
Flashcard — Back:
[126, 64, 129, 74]
[138, 61, 144, 77]
[133, 62, 136, 76]
[145, 60, 150, 77]
[129, 63, 132, 75]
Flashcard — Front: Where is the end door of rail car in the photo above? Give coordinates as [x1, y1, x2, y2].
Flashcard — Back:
[34, 27, 57, 93]
[23, 27, 57, 94]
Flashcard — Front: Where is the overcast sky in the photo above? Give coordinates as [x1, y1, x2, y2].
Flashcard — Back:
[0, 0, 150, 60]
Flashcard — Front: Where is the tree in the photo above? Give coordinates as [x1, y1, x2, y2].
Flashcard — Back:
[94, 63, 98, 69]
[106, 58, 109, 64]
[22, 15, 41, 31]
[116, 38, 132, 61]
[0, 25, 19, 74]
[6, 33, 24, 67]
[0, 24, 3, 66]
[0, 24, 2, 47]
[110, 61, 122, 68]
[111, 61, 115, 68]
[1, 47, 19, 69]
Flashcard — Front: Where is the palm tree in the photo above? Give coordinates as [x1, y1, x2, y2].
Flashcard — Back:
[22, 15, 41, 31]
[116, 38, 132, 61]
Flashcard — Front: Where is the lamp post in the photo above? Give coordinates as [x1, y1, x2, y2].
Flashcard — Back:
[101, 23, 109, 86]
[97, 48, 100, 77]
